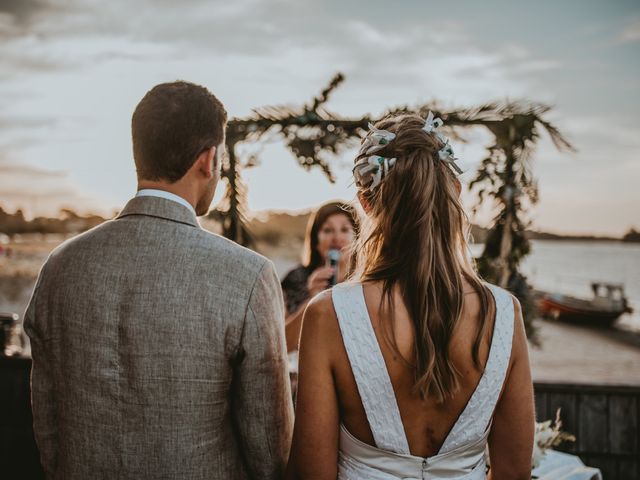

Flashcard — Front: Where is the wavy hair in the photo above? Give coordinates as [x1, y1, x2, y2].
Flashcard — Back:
[351, 113, 492, 403]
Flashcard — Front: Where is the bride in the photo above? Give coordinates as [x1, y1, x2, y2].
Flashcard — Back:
[286, 113, 535, 479]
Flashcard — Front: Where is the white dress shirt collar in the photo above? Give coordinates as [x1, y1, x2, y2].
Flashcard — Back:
[135, 189, 196, 217]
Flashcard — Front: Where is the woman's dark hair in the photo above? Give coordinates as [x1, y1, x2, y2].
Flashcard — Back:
[132, 81, 227, 183]
[302, 201, 357, 271]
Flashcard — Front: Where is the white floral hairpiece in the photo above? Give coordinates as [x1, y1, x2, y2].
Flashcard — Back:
[353, 154, 397, 190]
[360, 122, 396, 155]
[353, 123, 397, 190]
[423, 111, 463, 174]
[423, 111, 444, 135]
[438, 141, 463, 174]
[353, 112, 462, 191]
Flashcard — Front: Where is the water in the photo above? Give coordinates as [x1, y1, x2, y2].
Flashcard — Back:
[472, 240, 640, 333]
[4, 237, 640, 333]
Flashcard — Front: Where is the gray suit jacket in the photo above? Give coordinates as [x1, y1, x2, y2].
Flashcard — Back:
[24, 196, 294, 480]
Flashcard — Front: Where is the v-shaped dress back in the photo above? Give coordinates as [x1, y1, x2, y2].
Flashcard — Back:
[331, 282, 514, 480]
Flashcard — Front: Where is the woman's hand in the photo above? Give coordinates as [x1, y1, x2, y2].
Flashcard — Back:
[307, 266, 335, 297]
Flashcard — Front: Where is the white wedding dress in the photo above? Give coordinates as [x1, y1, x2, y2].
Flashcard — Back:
[331, 282, 514, 480]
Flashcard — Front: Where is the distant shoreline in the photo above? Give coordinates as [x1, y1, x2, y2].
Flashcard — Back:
[470, 224, 640, 244]
[525, 232, 638, 243]
[2, 205, 639, 244]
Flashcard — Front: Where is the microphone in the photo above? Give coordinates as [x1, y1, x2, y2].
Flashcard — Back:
[327, 249, 341, 286]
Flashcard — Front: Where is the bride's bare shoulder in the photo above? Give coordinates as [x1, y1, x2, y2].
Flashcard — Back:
[304, 289, 335, 316]
[300, 289, 343, 356]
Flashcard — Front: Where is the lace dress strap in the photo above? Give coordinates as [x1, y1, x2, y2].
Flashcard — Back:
[332, 283, 411, 454]
[439, 283, 515, 454]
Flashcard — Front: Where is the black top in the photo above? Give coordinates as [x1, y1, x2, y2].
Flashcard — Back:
[281, 265, 312, 315]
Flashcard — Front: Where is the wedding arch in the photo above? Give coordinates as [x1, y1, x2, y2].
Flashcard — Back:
[213, 74, 574, 336]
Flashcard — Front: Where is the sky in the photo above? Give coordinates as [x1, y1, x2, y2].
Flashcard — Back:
[0, 0, 638, 236]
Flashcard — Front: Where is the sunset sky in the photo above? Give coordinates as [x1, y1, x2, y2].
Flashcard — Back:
[1, 0, 638, 235]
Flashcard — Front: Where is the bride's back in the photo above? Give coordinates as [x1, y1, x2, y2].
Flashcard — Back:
[332, 113, 497, 458]
[333, 280, 496, 458]
[286, 112, 534, 480]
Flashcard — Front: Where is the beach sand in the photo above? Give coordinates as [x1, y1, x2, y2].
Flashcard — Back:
[530, 319, 640, 385]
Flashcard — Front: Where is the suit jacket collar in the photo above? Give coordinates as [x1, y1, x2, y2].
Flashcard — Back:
[117, 195, 200, 228]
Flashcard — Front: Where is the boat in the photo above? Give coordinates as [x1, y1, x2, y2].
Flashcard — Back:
[537, 282, 633, 326]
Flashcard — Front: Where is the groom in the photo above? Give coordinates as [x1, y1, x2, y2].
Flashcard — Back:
[24, 81, 293, 479]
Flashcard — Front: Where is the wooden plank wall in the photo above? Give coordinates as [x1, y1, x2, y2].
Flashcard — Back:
[0, 356, 44, 479]
[1, 357, 639, 479]
[535, 381, 640, 480]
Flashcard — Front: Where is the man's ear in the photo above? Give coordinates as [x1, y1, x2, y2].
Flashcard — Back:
[196, 146, 216, 179]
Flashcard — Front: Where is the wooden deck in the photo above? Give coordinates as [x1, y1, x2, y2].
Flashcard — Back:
[536, 381, 639, 479]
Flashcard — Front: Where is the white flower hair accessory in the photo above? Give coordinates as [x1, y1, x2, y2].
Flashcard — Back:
[438, 141, 463, 174]
[423, 111, 444, 136]
[360, 122, 396, 155]
[353, 154, 397, 190]
[353, 112, 462, 191]
[423, 111, 463, 175]
[353, 122, 398, 190]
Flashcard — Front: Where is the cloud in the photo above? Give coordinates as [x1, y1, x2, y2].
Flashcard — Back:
[0, 162, 65, 178]
[0, 115, 55, 130]
[523, 111, 640, 236]
[0, 0, 75, 40]
[614, 19, 640, 44]
[0, 114, 61, 152]
[0, 0, 636, 234]
[0, 0, 50, 24]
[0, 160, 108, 217]
[0, 0, 561, 102]
[0, 0, 285, 82]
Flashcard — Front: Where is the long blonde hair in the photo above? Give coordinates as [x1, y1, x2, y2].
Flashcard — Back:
[351, 113, 492, 403]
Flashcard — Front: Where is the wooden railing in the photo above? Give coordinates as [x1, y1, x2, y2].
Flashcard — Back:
[0, 356, 43, 479]
[535, 381, 639, 479]
[2, 357, 639, 479]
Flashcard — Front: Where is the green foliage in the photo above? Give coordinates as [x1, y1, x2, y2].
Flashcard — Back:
[465, 103, 574, 274]
[463, 102, 574, 338]
[622, 228, 640, 243]
[218, 73, 367, 248]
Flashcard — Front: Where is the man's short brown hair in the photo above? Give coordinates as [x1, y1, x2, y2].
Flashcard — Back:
[132, 81, 227, 182]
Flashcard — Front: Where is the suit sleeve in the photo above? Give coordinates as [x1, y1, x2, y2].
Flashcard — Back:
[232, 259, 294, 480]
[22, 262, 58, 477]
